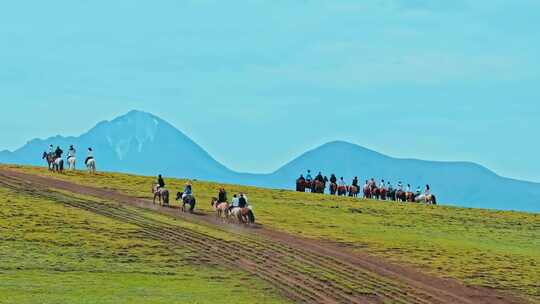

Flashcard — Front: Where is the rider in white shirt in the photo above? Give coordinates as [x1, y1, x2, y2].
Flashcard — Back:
[338, 177, 347, 187]
[424, 185, 431, 196]
[379, 179, 386, 189]
[406, 184, 411, 192]
[67, 145, 76, 159]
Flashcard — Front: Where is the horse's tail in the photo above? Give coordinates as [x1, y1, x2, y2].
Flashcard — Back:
[248, 210, 255, 224]
[432, 195, 437, 205]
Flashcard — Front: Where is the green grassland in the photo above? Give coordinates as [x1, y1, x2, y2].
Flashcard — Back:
[2, 165, 540, 302]
[0, 178, 290, 304]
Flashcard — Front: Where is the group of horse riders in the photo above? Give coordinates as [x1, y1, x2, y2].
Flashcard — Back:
[152, 175, 255, 224]
[296, 170, 436, 204]
[153, 175, 197, 212]
[212, 188, 256, 224]
[42, 144, 95, 172]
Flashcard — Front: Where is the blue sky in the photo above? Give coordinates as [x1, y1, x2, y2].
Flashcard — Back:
[1, 0, 539, 181]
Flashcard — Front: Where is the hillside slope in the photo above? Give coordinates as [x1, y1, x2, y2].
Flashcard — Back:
[2, 165, 538, 303]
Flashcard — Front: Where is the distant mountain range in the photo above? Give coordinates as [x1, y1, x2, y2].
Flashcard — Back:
[1, 110, 538, 212]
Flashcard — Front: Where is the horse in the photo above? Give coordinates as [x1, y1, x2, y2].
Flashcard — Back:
[152, 184, 169, 206]
[312, 180, 325, 194]
[51, 157, 64, 173]
[372, 187, 380, 200]
[305, 180, 313, 193]
[363, 185, 371, 199]
[329, 182, 337, 195]
[348, 185, 359, 197]
[337, 185, 347, 196]
[211, 197, 229, 220]
[396, 190, 406, 202]
[296, 179, 306, 192]
[86, 158, 96, 174]
[380, 188, 387, 200]
[415, 194, 437, 205]
[230, 206, 255, 224]
[387, 189, 396, 201]
[67, 156, 76, 170]
[177, 192, 196, 213]
[406, 192, 416, 202]
[42, 152, 55, 170]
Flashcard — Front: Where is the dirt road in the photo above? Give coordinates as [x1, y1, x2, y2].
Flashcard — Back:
[0, 168, 523, 304]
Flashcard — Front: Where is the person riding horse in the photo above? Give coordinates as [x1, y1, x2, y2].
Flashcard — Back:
[296, 175, 306, 192]
[157, 174, 165, 189]
[67, 145, 75, 158]
[305, 170, 313, 183]
[352, 176, 359, 188]
[218, 188, 228, 203]
[55, 146, 63, 159]
[85, 147, 94, 165]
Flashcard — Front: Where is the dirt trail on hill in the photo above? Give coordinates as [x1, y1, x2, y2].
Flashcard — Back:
[0, 168, 524, 304]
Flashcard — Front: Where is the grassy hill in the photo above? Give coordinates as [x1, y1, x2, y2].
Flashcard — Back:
[1, 164, 539, 303]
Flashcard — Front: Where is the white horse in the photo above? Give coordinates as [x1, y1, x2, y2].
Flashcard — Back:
[52, 158, 64, 173]
[67, 156, 76, 170]
[86, 158, 96, 174]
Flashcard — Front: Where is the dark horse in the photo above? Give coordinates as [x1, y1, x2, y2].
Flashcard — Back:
[387, 189, 397, 201]
[177, 192, 196, 213]
[337, 185, 347, 196]
[296, 179, 306, 192]
[395, 190, 406, 202]
[329, 182, 337, 195]
[312, 180, 325, 194]
[363, 186, 371, 199]
[43, 152, 63, 173]
[348, 185, 359, 197]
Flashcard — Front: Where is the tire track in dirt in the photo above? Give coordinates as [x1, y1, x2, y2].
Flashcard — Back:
[0, 169, 525, 304]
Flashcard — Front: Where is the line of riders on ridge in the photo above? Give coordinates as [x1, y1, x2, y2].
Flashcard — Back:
[296, 170, 437, 205]
[152, 175, 256, 224]
[42, 144, 96, 173]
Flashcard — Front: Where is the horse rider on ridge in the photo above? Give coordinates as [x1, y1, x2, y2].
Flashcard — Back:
[338, 177, 346, 187]
[330, 174, 337, 184]
[352, 176, 359, 188]
[85, 147, 94, 165]
[315, 172, 324, 183]
[67, 145, 76, 160]
[55, 146, 63, 158]
[306, 170, 313, 183]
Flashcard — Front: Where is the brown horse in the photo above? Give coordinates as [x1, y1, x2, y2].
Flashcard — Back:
[337, 185, 347, 196]
[312, 180, 325, 194]
[372, 187, 380, 200]
[348, 185, 359, 197]
[396, 190, 406, 202]
[296, 179, 306, 192]
[42, 152, 55, 170]
[380, 188, 387, 200]
[329, 182, 337, 195]
[406, 192, 416, 202]
[363, 185, 371, 199]
[211, 197, 229, 220]
[152, 184, 169, 206]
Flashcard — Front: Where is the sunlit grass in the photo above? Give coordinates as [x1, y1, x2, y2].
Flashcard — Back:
[3, 164, 540, 302]
[0, 181, 290, 304]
